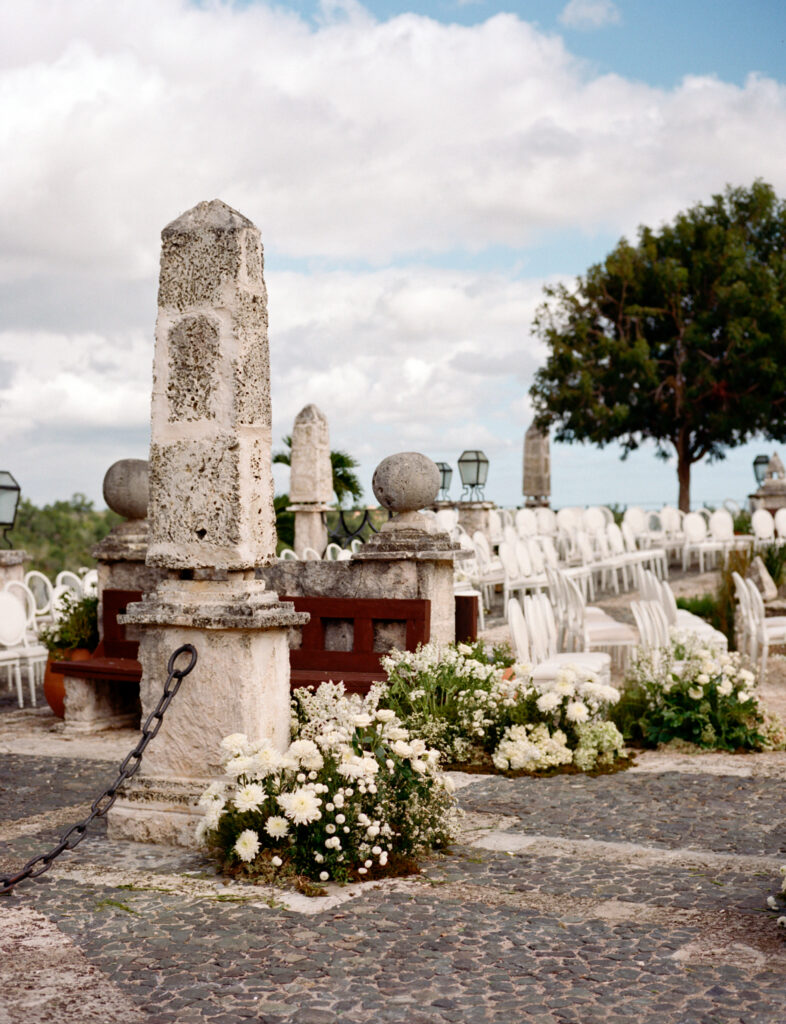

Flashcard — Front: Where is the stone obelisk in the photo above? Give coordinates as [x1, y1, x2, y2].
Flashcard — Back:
[288, 404, 333, 557]
[111, 200, 306, 846]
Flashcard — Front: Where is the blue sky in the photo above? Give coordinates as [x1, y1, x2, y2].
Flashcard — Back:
[1, 0, 785, 513]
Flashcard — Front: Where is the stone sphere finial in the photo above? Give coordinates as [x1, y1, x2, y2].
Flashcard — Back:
[372, 453, 440, 514]
[103, 459, 149, 520]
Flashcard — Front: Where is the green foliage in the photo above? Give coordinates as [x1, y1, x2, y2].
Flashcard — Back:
[620, 641, 766, 751]
[40, 592, 99, 655]
[8, 495, 120, 579]
[676, 593, 723, 633]
[530, 181, 786, 510]
[273, 493, 294, 554]
[733, 509, 752, 535]
[759, 543, 786, 587]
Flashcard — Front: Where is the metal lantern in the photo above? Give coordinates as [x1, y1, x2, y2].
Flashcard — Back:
[435, 462, 453, 500]
[0, 471, 20, 547]
[457, 450, 489, 501]
[753, 455, 770, 488]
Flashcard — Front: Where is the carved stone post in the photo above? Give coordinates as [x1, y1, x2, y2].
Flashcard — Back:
[288, 404, 332, 557]
[110, 200, 306, 846]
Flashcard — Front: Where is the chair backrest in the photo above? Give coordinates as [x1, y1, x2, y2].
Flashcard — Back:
[507, 599, 531, 663]
[606, 522, 626, 556]
[556, 507, 578, 533]
[774, 508, 786, 539]
[81, 569, 99, 596]
[515, 508, 538, 537]
[658, 578, 679, 627]
[752, 508, 775, 542]
[582, 506, 606, 535]
[574, 530, 596, 566]
[630, 601, 654, 650]
[620, 521, 639, 554]
[515, 539, 533, 578]
[3, 581, 37, 632]
[623, 506, 647, 534]
[526, 537, 545, 574]
[498, 541, 521, 581]
[532, 592, 559, 658]
[0, 592, 27, 648]
[55, 570, 83, 595]
[732, 571, 751, 617]
[535, 507, 557, 535]
[487, 509, 504, 543]
[472, 531, 492, 563]
[683, 512, 707, 543]
[539, 535, 560, 569]
[24, 570, 53, 615]
[503, 524, 518, 548]
[638, 568, 658, 601]
[745, 577, 766, 621]
[660, 506, 682, 535]
[279, 548, 298, 560]
[522, 595, 548, 663]
[301, 547, 322, 562]
[709, 509, 734, 542]
[324, 543, 343, 561]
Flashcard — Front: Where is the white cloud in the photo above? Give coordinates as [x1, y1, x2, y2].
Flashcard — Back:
[0, 1, 785, 280]
[559, 0, 621, 30]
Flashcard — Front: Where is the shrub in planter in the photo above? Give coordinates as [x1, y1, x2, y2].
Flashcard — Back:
[40, 592, 99, 657]
[200, 682, 458, 886]
[381, 642, 625, 773]
[617, 636, 775, 751]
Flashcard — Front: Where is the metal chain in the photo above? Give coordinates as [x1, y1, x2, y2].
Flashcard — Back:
[0, 644, 198, 896]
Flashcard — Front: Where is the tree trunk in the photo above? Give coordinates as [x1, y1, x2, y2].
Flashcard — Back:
[677, 444, 691, 512]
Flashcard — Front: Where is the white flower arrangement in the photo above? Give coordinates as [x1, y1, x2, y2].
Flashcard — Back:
[199, 683, 458, 884]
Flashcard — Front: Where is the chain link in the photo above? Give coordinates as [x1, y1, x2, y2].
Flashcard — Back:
[0, 643, 197, 896]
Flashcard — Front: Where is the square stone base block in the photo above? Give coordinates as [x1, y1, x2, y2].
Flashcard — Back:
[109, 777, 206, 848]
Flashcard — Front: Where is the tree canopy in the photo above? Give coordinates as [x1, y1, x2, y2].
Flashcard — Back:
[8, 494, 121, 578]
[529, 181, 786, 510]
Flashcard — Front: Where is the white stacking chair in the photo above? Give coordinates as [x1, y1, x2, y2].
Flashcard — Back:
[638, 570, 727, 652]
[708, 509, 751, 562]
[515, 507, 538, 538]
[324, 543, 344, 561]
[24, 570, 54, 627]
[278, 548, 298, 560]
[55, 570, 83, 596]
[487, 509, 504, 548]
[350, 538, 363, 554]
[499, 541, 528, 609]
[535, 507, 557, 536]
[774, 508, 786, 544]
[751, 509, 777, 550]
[621, 521, 668, 579]
[563, 574, 638, 668]
[301, 547, 322, 562]
[514, 539, 548, 594]
[744, 577, 786, 682]
[434, 508, 459, 535]
[682, 512, 724, 572]
[523, 593, 611, 684]
[0, 592, 32, 708]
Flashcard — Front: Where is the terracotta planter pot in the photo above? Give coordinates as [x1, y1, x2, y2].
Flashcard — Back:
[43, 648, 91, 719]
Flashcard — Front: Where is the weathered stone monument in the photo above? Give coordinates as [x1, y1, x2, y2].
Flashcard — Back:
[522, 421, 550, 507]
[288, 404, 332, 557]
[110, 200, 306, 845]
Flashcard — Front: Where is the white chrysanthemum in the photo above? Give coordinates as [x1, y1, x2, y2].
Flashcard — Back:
[234, 783, 265, 813]
[688, 686, 704, 700]
[220, 733, 249, 756]
[234, 829, 260, 863]
[264, 815, 290, 838]
[202, 802, 223, 830]
[198, 780, 226, 808]
[277, 787, 322, 824]
[375, 709, 396, 722]
[224, 755, 258, 779]
[250, 743, 283, 777]
[352, 713, 373, 727]
[566, 700, 589, 723]
[287, 739, 324, 771]
[536, 692, 561, 713]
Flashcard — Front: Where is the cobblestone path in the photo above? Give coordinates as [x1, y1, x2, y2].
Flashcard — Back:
[1, 727, 784, 1023]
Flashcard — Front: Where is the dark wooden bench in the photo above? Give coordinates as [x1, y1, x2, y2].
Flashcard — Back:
[50, 589, 143, 685]
[282, 595, 431, 694]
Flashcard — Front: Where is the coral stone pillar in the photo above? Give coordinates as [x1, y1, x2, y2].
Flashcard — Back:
[287, 404, 332, 557]
[110, 200, 306, 846]
[0, 550, 28, 589]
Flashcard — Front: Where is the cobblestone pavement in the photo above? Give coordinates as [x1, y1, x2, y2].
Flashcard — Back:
[1, 722, 785, 1024]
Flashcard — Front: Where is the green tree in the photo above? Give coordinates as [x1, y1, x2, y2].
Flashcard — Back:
[529, 181, 786, 510]
[8, 494, 121, 578]
[272, 436, 364, 508]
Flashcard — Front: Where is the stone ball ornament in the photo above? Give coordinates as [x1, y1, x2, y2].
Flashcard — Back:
[103, 459, 150, 520]
[372, 453, 441, 513]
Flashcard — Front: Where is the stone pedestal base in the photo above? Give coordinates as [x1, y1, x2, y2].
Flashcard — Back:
[109, 577, 307, 845]
[289, 503, 330, 559]
[456, 501, 495, 540]
[63, 676, 140, 735]
[109, 777, 205, 847]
